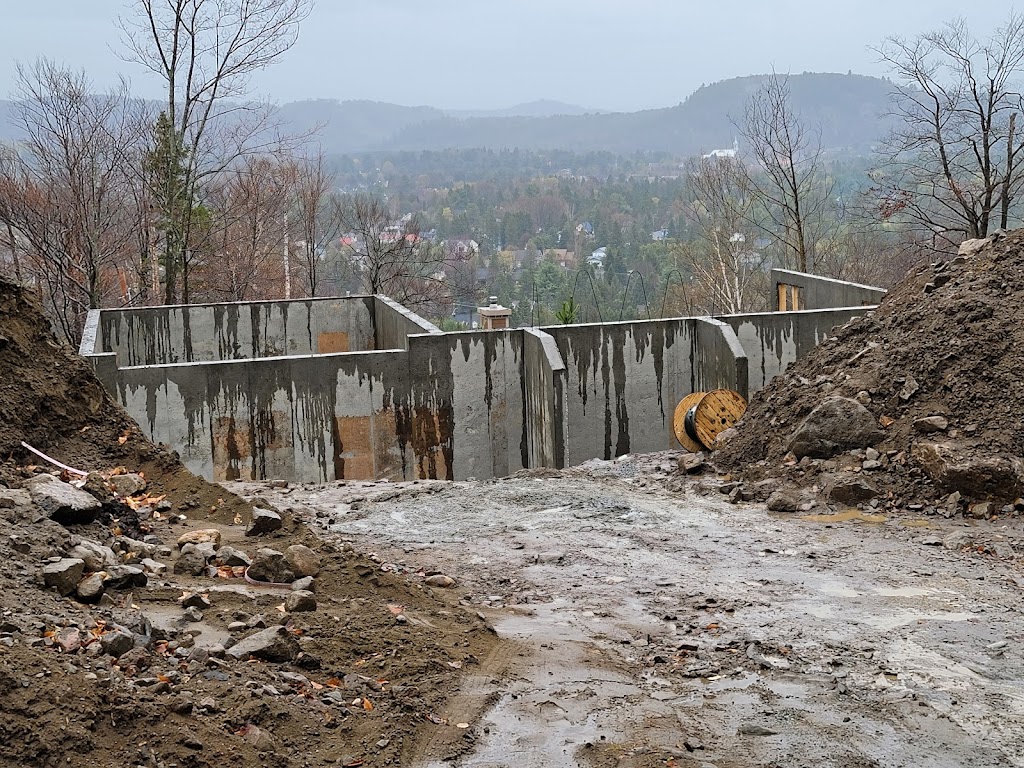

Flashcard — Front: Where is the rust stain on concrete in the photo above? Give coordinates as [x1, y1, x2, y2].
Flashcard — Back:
[212, 416, 251, 482]
[333, 415, 375, 480]
[318, 331, 350, 354]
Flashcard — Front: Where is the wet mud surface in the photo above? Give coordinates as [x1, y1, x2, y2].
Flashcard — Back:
[238, 452, 1024, 767]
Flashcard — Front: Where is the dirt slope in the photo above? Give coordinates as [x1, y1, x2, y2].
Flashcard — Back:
[716, 229, 1024, 513]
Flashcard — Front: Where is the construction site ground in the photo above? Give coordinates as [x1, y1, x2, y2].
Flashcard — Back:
[234, 451, 1024, 768]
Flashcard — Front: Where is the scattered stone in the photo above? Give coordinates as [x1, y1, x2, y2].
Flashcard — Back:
[226, 626, 300, 662]
[943, 531, 975, 551]
[285, 544, 320, 577]
[180, 593, 211, 610]
[247, 548, 295, 584]
[424, 574, 455, 588]
[246, 508, 283, 537]
[42, 558, 85, 596]
[967, 502, 995, 519]
[898, 376, 920, 401]
[56, 627, 82, 653]
[854, 390, 872, 405]
[68, 540, 118, 572]
[786, 397, 884, 459]
[536, 551, 566, 564]
[678, 452, 707, 474]
[239, 724, 278, 752]
[27, 475, 102, 525]
[766, 487, 811, 513]
[173, 550, 208, 577]
[182, 606, 204, 622]
[76, 572, 105, 603]
[100, 630, 135, 658]
[911, 441, 1024, 499]
[864, 447, 880, 462]
[828, 478, 878, 505]
[284, 590, 317, 613]
[292, 576, 316, 592]
[215, 546, 251, 567]
[115, 536, 161, 559]
[176, 529, 221, 549]
[140, 558, 168, 575]
[958, 237, 991, 257]
[109, 473, 147, 497]
[101, 565, 147, 590]
[914, 416, 949, 433]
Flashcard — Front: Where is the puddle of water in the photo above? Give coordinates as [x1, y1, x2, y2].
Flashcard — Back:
[801, 510, 887, 524]
[900, 519, 935, 528]
[864, 611, 973, 631]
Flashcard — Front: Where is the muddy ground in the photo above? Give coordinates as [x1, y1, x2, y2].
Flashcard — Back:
[236, 452, 1024, 768]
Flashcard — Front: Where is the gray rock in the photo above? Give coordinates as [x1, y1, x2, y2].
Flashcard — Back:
[180, 593, 211, 610]
[109, 473, 147, 497]
[69, 540, 118, 572]
[766, 488, 811, 513]
[116, 536, 161, 559]
[226, 626, 299, 662]
[786, 397, 884, 459]
[424, 574, 455, 588]
[828, 478, 878, 505]
[140, 558, 168, 575]
[914, 415, 949, 433]
[247, 548, 295, 584]
[284, 590, 317, 613]
[27, 475, 102, 525]
[284, 544, 320, 577]
[100, 630, 135, 658]
[898, 376, 920, 401]
[912, 441, 1024, 499]
[246, 508, 282, 537]
[943, 531, 975, 551]
[183, 606, 204, 622]
[102, 565, 147, 590]
[76, 572, 105, 603]
[42, 558, 85, 596]
[0, 488, 30, 509]
[678, 452, 707, 474]
[173, 550, 209, 577]
[215, 546, 251, 567]
[958, 237, 991, 257]
[738, 724, 779, 736]
[292, 576, 316, 592]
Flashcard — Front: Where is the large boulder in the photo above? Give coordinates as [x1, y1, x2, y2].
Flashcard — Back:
[69, 539, 118, 572]
[27, 475, 102, 525]
[911, 441, 1024, 500]
[42, 558, 85, 596]
[828, 477, 879, 505]
[285, 545, 320, 578]
[246, 508, 283, 537]
[786, 397, 885, 459]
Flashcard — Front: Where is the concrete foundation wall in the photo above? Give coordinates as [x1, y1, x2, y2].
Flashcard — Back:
[722, 308, 870, 391]
[773, 269, 887, 311]
[91, 297, 379, 366]
[83, 274, 882, 482]
[373, 296, 442, 350]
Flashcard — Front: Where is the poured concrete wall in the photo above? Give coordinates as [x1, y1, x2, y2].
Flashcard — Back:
[541, 318, 750, 467]
[90, 297, 377, 366]
[773, 269, 887, 311]
[722, 308, 870, 391]
[82, 274, 882, 482]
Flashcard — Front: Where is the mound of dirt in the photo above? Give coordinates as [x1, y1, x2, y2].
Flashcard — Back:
[715, 229, 1024, 517]
[0, 278, 501, 767]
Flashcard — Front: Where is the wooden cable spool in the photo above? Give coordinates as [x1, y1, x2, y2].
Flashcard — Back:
[672, 389, 748, 452]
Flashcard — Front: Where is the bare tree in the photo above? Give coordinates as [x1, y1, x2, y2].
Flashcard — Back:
[738, 73, 835, 273]
[119, 0, 312, 303]
[339, 193, 449, 313]
[0, 60, 146, 342]
[675, 155, 770, 314]
[289, 151, 342, 297]
[873, 15, 1024, 240]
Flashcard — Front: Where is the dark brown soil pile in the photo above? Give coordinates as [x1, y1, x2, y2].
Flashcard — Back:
[715, 228, 1024, 516]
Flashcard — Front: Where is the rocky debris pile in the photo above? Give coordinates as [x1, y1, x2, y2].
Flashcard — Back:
[714, 229, 1024, 518]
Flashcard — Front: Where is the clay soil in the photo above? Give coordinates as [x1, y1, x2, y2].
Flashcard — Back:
[0, 279, 500, 768]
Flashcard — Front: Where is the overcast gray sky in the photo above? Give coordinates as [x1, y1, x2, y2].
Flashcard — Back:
[0, 1, 1016, 111]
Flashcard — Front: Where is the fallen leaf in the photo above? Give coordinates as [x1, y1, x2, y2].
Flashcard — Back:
[362, 698, 374, 711]
[387, 603, 405, 615]
[326, 678, 341, 688]
[117, 435, 128, 445]
[879, 415, 895, 427]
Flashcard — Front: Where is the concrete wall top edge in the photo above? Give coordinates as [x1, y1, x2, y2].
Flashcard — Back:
[772, 269, 888, 294]
[372, 295, 443, 334]
[719, 306, 879, 320]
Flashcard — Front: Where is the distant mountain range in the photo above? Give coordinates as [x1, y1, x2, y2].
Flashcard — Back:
[0, 73, 897, 157]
